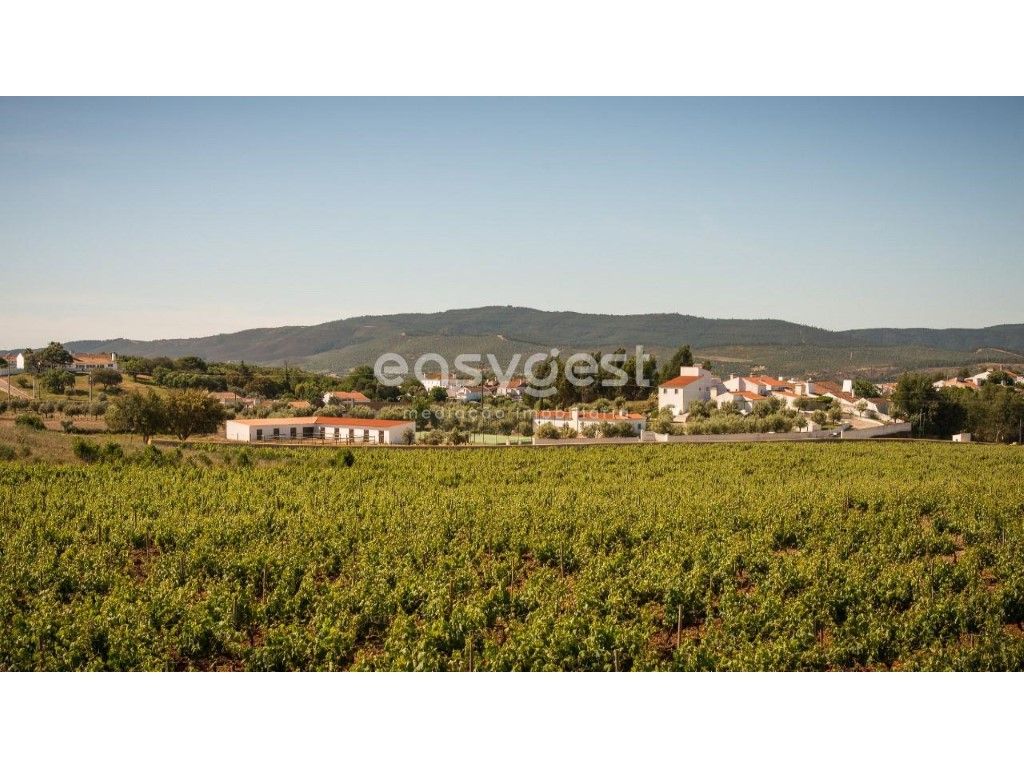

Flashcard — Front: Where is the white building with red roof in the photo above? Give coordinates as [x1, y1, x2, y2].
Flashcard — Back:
[658, 365, 723, 417]
[225, 416, 415, 444]
[322, 390, 372, 406]
[533, 408, 647, 435]
[714, 389, 768, 414]
[723, 374, 789, 394]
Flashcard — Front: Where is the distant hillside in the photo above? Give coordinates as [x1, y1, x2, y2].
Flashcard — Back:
[60, 306, 1024, 378]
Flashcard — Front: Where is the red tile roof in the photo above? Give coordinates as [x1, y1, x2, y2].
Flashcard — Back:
[749, 375, 789, 388]
[732, 391, 767, 400]
[660, 375, 702, 388]
[328, 390, 370, 402]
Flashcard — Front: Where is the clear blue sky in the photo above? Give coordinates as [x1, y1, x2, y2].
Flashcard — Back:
[2, 97, 1022, 348]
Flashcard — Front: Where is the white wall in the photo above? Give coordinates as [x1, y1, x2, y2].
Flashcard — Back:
[225, 419, 415, 444]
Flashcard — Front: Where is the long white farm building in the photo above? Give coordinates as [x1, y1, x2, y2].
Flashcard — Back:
[225, 416, 415, 444]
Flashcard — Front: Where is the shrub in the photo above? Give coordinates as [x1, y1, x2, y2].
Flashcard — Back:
[102, 442, 125, 461]
[14, 413, 45, 430]
[332, 449, 356, 468]
[535, 423, 560, 439]
[134, 445, 165, 466]
[420, 429, 445, 445]
[0, 445, 16, 461]
[446, 429, 469, 445]
[599, 421, 637, 438]
[60, 419, 77, 434]
[72, 438, 101, 463]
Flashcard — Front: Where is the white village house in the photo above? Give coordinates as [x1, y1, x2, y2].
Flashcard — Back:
[533, 408, 647, 435]
[496, 377, 527, 398]
[714, 389, 768, 414]
[722, 374, 789, 395]
[657, 365, 724, 417]
[966, 368, 1024, 386]
[3, 351, 117, 372]
[225, 416, 415, 444]
[208, 391, 259, 408]
[322, 390, 372, 406]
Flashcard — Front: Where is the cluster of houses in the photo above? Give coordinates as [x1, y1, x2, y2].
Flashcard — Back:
[417, 372, 525, 401]
[933, 368, 1024, 390]
[657, 364, 892, 420]
[2, 351, 118, 373]
[526, 364, 898, 438]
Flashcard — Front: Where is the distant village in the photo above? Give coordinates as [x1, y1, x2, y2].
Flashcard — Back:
[5, 343, 1023, 447]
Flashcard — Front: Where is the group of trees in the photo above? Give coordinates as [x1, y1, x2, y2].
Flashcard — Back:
[105, 389, 225, 442]
[12, 342, 124, 395]
[892, 372, 1024, 442]
[118, 355, 401, 404]
[518, 347, 665, 408]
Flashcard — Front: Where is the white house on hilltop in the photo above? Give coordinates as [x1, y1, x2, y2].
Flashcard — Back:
[3, 351, 117, 372]
[658, 365, 723, 417]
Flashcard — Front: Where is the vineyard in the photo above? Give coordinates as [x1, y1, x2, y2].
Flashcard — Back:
[1, 442, 1023, 670]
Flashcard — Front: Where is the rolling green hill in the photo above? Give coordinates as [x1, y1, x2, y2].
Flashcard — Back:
[60, 306, 1024, 378]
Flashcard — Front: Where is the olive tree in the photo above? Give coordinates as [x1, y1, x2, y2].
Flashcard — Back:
[105, 390, 167, 443]
[164, 389, 226, 441]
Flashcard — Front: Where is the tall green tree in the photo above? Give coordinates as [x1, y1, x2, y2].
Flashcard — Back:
[165, 389, 226, 441]
[28, 341, 73, 371]
[659, 345, 693, 382]
[41, 369, 75, 394]
[105, 390, 167, 442]
[90, 369, 123, 390]
[892, 373, 965, 437]
[852, 379, 881, 398]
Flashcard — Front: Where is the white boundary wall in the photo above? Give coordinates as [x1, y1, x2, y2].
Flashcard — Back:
[533, 422, 910, 446]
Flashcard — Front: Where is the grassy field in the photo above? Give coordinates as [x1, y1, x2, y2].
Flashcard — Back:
[1, 437, 1023, 671]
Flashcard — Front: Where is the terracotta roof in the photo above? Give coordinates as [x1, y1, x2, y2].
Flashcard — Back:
[660, 375, 702, 388]
[809, 381, 843, 395]
[732, 391, 766, 400]
[328, 390, 370, 402]
[534, 410, 645, 422]
[229, 416, 414, 428]
[749, 376, 789, 388]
